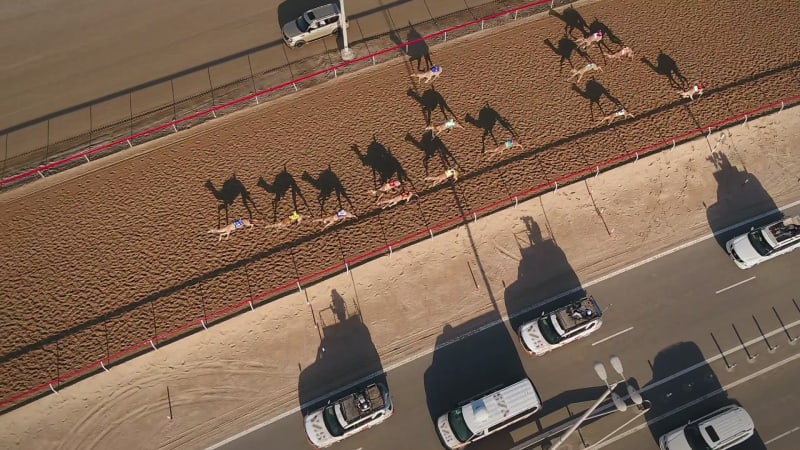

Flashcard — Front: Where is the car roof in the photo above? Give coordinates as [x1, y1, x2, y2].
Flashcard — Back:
[308, 3, 338, 19]
[698, 406, 754, 445]
[462, 379, 541, 431]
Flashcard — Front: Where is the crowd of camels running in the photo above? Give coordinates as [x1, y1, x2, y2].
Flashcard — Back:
[208, 6, 706, 242]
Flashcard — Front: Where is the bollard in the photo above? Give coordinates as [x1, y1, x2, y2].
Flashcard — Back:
[444, 32, 447, 42]
[554, 182, 558, 193]
[388, 245, 393, 256]
[297, 281, 303, 293]
[473, 212, 477, 223]
[150, 339, 158, 351]
[255, 95, 260, 105]
[753, 316, 778, 353]
[514, 10, 518, 20]
[127, 139, 133, 148]
[37, 171, 45, 179]
[514, 196, 519, 208]
[634, 152, 639, 163]
[779, 101, 785, 114]
[372, 56, 375, 65]
[201, 319, 208, 330]
[172, 123, 178, 132]
[212, 110, 217, 119]
[49, 383, 59, 395]
[671, 139, 676, 151]
[743, 114, 748, 127]
[345, 262, 350, 274]
[429, 229, 434, 239]
[706, 127, 712, 138]
[405, 44, 408, 54]
[732, 324, 758, 362]
[481, 20, 484, 30]
[248, 300, 254, 311]
[334, 68, 337, 78]
[773, 306, 798, 345]
[595, 166, 600, 179]
[100, 360, 109, 372]
[293, 83, 298, 92]
[84, 155, 91, 163]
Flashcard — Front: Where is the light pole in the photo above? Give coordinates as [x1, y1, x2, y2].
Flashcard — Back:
[550, 355, 643, 450]
[339, 0, 354, 61]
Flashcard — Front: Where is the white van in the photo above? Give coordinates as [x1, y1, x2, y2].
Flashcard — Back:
[658, 404, 754, 450]
[436, 378, 542, 449]
[726, 215, 800, 269]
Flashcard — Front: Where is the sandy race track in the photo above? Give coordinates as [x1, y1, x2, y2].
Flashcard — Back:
[1, 0, 800, 406]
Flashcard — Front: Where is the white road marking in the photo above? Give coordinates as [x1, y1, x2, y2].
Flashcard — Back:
[205, 199, 800, 450]
[591, 327, 634, 346]
[764, 426, 800, 445]
[715, 276, 756, 294]
[591, 352, 800, 449]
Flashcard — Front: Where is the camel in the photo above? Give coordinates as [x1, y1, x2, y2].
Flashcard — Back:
[368, 179, 404, 201]
[485, 140, 523, 160]
[568, 63, 602, 83]
[424, 119, 463, 137]
[425, 169, 460, 188]
[607, 46, 634, 60]
[377, 191, 419, 209]
[410, 65, 443, 84]
[598, 108, 635, 125]
[265, 211, 303, 230]
[314, 210, 357, 230]
[208, 218, 254, 242]
[678, 82, 705, 101]
[575, 30, 603, 50]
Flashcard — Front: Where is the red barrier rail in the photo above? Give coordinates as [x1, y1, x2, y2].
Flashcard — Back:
[2, 93, 797, 410]
[0, 0, 554, 188]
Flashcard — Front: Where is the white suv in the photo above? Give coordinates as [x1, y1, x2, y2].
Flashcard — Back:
[658, 405, 755, 450]
[726, 215, 800, 269]
[282, 3, 348, 48]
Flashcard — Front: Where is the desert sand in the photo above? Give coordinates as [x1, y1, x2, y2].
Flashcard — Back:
[1, 0, 799, 423]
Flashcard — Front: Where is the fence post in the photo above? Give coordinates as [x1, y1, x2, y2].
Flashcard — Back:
[100, 360, 109, 372]
[84, 155, 91, 163]
[554, 182, 558, 193]
[779, 101, 785, 114]
[201, 319, 208, 330]
[514, 196, 519, 208]
[481, 20, 485, 30]
[444, 31, 447, 42]
[671, 139, 676, 151]
[172, 123, 178, 133]
[634, 152, 639, 163]
[514, 10, 518, 20]
[473, 212, 477, 223]
[150, 339, 158, 351]
[37, 171, 45, 179]
[49, 383, 59, 395]
[372, 55, 376, 65]
[429, 229, 434, 239]
[248, 300, 254, 311]
[595, 166, 600, 179]
[388, 245, 393, 256]
[127, 139, 133, 148]
[742, 114, 748, 127]
[297, 281, 303, 293]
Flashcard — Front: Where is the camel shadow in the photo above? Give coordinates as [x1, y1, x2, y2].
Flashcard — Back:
[544, 37, 589, 70]
[204, 174, 260, 226]
[301, 165, 353, 213]
[405, 131, 460, 174]
[352, 136, 410, 185]
[588, 17, 622, 52]
[406, 87, 455, 125]
[572, 79, 623, 118]
[465, 103, 518, 152]
[549, 6, 589, 38]
[641, 50, 689, 89]
[256, 164, 310, 221]
[390, 22, 432, 72]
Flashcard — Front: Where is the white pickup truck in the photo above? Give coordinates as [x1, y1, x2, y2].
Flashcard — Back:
[304, 383, 393, 448]
[726, 215, 800, 269]
[518, 296, 603, 356]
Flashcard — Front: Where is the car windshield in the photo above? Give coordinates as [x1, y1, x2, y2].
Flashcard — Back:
[684, 424, 712, 450]
[538, 316, 563, 345]
[448, 408, 475, 443]
[322, 405, 346, 437]
[295, 16, 310, 32]
[747, 229, 774, 256]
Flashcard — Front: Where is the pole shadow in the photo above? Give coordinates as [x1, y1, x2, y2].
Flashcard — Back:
[643, 341, 766, 449]
[407, 87, 455, 125]
[352, 136, 410, 185]
[503, 216, 585, 331]
[256, 164, 310, 221]
[703, 151, 779, 250]
[464, 103, 519, 153]
[301, 164, 353, 213]
[641, 50, 689, 89]
[298, 289, 386, 415]
[204, 173, 260, 226]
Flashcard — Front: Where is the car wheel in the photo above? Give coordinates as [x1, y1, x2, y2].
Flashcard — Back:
[295, 40, 305, 48]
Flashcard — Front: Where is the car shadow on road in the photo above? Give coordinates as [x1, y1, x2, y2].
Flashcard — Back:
[297, 288, 386, 415]
[503, 216, 585, 330]
[704, 151, 779, 250]
[643, 341, 766, 449]
[423, 313, 528, 450]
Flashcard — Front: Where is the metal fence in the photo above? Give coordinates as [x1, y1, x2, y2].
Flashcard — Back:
[0, 0, 566, 189]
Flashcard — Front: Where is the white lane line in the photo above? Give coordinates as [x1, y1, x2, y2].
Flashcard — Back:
[764, 426, 800, 445]
[591, 327, 634, 346]
[206, 198, 800, 450]
[715, 276, 756, 294]
[592, 352, 800, 449]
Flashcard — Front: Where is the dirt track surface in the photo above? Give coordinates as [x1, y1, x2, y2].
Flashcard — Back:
[1, 0, 799, 404]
